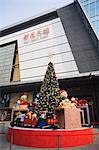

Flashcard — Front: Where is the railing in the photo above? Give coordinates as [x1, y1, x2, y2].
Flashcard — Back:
[0, 122, 99, 150]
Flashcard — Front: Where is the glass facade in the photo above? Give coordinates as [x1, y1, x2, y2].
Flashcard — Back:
[0, 43, 15, 83]
[79, 0, 99, 36]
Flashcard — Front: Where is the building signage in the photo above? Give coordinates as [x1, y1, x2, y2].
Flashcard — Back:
[23, 27, 49, 44]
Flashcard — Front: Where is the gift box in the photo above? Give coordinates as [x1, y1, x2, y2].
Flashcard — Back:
[23, 118, 38, 126]
[38, 118, 47, 128]
[47, 119, 58, 125]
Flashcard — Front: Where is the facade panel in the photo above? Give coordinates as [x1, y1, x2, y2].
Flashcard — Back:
[19, 43, 71, 62]
[19, 36, 68, 55]
[0, 43, 15, 83]
[20, 61, 78, 81]
[0, 17, 79, 82]
[17, 18, 79, 82]
[57, 3, 99, 73]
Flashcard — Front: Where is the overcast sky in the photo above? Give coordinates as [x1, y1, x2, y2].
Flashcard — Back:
[0, 0, 73, 28]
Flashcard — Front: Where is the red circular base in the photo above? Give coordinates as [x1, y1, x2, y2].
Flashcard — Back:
[7, 127, 93, 148]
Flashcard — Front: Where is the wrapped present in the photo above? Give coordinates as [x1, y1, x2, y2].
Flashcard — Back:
[23, 118, 38, 126]
[47, 118, 58, 125]
[38, 118, 47, 128]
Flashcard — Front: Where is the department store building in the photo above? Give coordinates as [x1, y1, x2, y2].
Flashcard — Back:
[0, 1, 99, 122]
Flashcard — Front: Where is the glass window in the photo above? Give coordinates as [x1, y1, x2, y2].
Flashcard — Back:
[0, 43, 15, 83]
[90, 0, 96, 3]
[84, 4, 89, 14]
[80, 0, 84, 3]
[79, 0, 99, 36]
[96, 20, 99, 29]
[96, 1, 99, 15]
[90, 2, 95, 17]
[83, 0, 89, 5]
[90, 16, 95, 22]
[92, 21, 95, 28]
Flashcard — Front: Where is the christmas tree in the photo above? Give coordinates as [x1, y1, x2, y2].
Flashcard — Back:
[38, 61, 61, 119]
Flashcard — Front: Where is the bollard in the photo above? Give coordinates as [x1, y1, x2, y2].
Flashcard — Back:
[2, 122, 5, 133]
[10, 132, 13, 150]
[57, 134, 60, 150]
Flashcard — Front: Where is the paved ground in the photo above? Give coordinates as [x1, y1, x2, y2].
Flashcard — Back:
[0, 122, 99, 150]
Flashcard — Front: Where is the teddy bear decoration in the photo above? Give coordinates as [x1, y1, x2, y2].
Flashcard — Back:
[16, 94, 28, 108]
[59, 90, 76, 108]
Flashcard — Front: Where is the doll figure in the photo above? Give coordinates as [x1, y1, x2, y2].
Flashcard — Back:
[26, 111, 33, 120]
[60, 90, 68, 100]
[71, 97, 78, 107]
[21, 94, 28, 100]
[59, 90, 71, 108]
[16, 100, 21, 108]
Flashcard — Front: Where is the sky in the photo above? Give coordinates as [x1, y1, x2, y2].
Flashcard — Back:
[0, 0, 73, 29]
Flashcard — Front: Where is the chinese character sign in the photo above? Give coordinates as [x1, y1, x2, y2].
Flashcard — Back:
[23, 27, 49, 44]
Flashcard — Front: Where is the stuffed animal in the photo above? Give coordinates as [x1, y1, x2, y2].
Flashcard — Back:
[16, 100, 21, 108]
[59, 90, 77, 108]
[40, 111, 47, 119]
[38, 111, 47, 128]
[21, 94, 28, 100]
[59, 90, 71, 108]
[26, 111, 33, 119]
[28, 101, 34, 112]
[59, 99, 71, 108]
[71, 97, 78, 107]
[60, 90, 68, 99]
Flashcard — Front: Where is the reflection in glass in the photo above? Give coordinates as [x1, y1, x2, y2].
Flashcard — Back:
[79, 0, 99, 36]
[0, 43, 15, 83]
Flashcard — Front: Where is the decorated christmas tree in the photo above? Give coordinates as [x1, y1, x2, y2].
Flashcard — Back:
[38, 62, 61, 119]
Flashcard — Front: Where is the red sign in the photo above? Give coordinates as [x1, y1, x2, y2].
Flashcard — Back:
[23, 27, 49, 44]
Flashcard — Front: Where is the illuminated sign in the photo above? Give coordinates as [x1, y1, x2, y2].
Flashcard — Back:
[23, 27, 49, 44]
